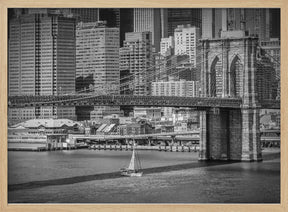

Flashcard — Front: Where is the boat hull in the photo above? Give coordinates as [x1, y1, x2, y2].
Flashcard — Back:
[120, 169, 143, 177]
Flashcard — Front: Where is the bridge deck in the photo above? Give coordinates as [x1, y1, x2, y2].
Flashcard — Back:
[8, 95, 279, 109]
[70, 131, 200, 140]
[9, 95, 242, 108]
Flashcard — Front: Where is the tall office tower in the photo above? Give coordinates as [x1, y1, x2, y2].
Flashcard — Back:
[174, 25, 201, 68]
[23, 8, 99, 23]
[76, 21, 120, 120]
[221, 8, 271, 41]
[167, 9, 201, 37]
[202, 8, 223, 39]
[99, 8, 120, 27]
[9, 13, 76, 96]
[8, 13, 76, 123]
[270, 9, 280, 39]
[133, 8, 162, 52]
[202, 8, 278, 41]
[119, 9, 134, 47]
[99, 9, 134, 47]
[160, 36, 174, 56]
[70, 8, 99, 23]
[120, 31, 153, 96]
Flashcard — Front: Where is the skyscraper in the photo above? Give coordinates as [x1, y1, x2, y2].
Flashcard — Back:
[9, 13, 76, 96]
[120, 31, 153, 96]
[133, 8, 162, 51]
[202, 8, 276, 41]
[8, 13, 76, 123]
[167, 9, 202, 37]
[70, 8, 99, 23]
[76, 21, 120, 119]
[174, 25, 201, 68]
[98, 8, 134, 47]
[76, 21, 119, 94]
[160, 36, 174, 56]
[202, 8, 223, 39]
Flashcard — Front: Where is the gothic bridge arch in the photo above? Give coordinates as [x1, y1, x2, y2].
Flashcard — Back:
[199, 36, 262, 161]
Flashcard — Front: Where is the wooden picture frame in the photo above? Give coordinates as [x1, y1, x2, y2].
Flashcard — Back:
[0, 0, 287, 211]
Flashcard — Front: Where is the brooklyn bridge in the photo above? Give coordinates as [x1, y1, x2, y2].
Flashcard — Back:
[8, 36, 280, 162]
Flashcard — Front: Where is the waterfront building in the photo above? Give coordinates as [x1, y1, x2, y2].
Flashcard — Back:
[8, 13, 76, 123]
[173, 108, 199, 131]
[8, 118, 82, 150]
[174, 25, 201, 68]
[76, 21, 121, 119]
[120, 31, 153, 96]
[133, 8, 162, 51]
[133, 107, 162, 121]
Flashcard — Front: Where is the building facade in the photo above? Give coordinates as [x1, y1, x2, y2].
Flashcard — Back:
[76, 21, 120, 119]
[8, 13, 76, 124]
[152, 80, 199, 117]
[174, 25, 201, 67]
[120, 31, 153, 96]
[160, 36, 174, 56]
[167, 9, 201, 37]
[133, 8, 162, 51]
[260, 39, 280, 99]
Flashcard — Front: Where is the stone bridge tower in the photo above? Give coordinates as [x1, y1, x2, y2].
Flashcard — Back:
[199, 32, 262, 161]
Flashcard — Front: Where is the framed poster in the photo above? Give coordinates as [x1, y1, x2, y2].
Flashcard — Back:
[0, 0, 287, 211]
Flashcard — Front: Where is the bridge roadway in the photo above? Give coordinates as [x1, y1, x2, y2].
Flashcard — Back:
[9, 95, 242, 109]
[8, 95, 280, 109]
[69, 129, 280, 142]
[69, 131, 200, 142]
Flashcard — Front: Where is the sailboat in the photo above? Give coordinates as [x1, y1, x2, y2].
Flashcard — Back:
[120, 140, 143, 177]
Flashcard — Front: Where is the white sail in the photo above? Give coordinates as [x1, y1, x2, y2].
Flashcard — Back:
[128, 148, 135, 170]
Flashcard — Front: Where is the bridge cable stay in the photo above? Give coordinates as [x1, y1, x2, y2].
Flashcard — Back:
[10, 43, 227, 106]
[11, 42, 279, 106]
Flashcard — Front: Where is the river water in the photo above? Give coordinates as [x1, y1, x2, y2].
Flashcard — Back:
[8, 149, 280, 203]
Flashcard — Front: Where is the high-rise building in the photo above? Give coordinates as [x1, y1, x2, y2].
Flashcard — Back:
[119, 9, 134, 47]
[18, 8, 99, 23]
[260, 38, 280, 99]
[70, 8, 99, 23]
[120, 31, 153, 96]
[9, 13, 76, 96]
[202, 8, 278, 41]
[8, 13, 76, 123]
[152, 80, 199, 97]
[269, 9, 280, 39]
[174, 25, 201, 68]
[152, 80, 199, 117]
[99, 8, 120, 27]
[76, 21, 120, 119]
[98, 9, 134, 47]
[202, 8, 223, 39]
[167, 9, 201, 37]
[160, 36, 174, 56]
[133, 8, 162, 51]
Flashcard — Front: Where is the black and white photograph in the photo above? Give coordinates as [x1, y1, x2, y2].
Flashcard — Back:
[7, 7, 281, 204]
